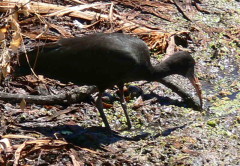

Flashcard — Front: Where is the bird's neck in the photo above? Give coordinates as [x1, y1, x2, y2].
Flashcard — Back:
[150, 62, 172, 81]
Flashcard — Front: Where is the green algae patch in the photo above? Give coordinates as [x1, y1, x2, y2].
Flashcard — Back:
[207, 119, 219, 127]
[210, 93, 240, 116]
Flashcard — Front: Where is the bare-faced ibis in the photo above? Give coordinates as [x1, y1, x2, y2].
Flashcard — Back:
[18, 33, 203, 130]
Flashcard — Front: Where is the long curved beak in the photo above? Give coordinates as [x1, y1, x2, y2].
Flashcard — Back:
[187, 72, 203, 108]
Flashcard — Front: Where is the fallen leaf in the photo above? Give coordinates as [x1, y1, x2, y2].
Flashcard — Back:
[20, 99, 26, 111]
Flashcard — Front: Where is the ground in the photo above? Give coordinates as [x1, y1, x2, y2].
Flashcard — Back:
[0, 0, 239, 165]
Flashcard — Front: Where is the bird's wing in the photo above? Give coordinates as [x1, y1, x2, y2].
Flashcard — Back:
[22, 39, 138, 88]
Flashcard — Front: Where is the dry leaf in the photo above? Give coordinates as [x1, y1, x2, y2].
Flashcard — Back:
[20, 0, 31, 16]
[8, 7, 22, 53]
[10, 32, 22, 53]
[0, 42, 11, 79]
[20, 98, 26, 111]
[133, 96, 144, 109]
[69, 148, 84, 166]
[1, 64, 11, 78]
[13, 141, 26, 166]
[0, 27, 7, 41]
[2, 134, 35, 139]
[9, 9, 19, 31]
[0, 138, 11, 151]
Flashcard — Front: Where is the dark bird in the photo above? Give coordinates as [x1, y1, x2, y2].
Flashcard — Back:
[18, 33, 203, 130]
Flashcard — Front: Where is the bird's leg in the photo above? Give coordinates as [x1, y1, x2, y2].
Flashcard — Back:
[117, 84, 132, 129]
[95, 92, 111, 131]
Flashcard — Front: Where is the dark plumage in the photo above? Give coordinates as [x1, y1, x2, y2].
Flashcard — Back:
[18, 33, 202, 130]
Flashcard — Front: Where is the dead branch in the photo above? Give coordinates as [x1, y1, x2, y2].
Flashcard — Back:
[113, 0, 176, 22]
[0, 0, 111, 21]
[173, 0, 194, 22]
[0, 86, 96, 105]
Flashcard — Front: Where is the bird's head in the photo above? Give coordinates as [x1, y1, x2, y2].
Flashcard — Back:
[161, 51, 203, 107]
[163, 51, 195, 76]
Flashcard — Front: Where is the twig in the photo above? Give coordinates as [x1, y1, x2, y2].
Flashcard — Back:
[173, 0, 193, 22]
[0, 86, 96, 105]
